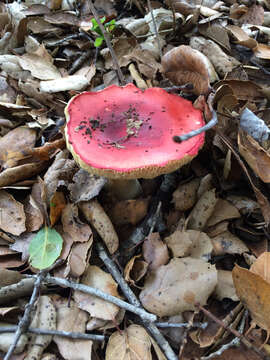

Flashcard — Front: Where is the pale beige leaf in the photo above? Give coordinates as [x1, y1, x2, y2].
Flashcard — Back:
[106, 324, 151, 360]
[54, 305, 92, 360]
[74, 265, 120, 321]
[206, 199, 241, 227]
[0, 190, 26, 236]
[142, 233, 169, 271]
[172, 178, 200, 211]
[214, 270, 239, 301]
[211, 231, 249, 255]
[250, 252, 270, 283]
[140, 257, 217, 316]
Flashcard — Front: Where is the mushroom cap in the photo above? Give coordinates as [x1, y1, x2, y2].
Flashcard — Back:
[65, 84, 205, 179]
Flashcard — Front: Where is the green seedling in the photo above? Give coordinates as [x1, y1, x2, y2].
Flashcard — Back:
[91, 16, 116, 47]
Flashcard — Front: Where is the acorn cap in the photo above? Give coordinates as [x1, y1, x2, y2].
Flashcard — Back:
[65, 83, 205, 179]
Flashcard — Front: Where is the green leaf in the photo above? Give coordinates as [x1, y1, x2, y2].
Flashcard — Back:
[94, 37, 104, 47]
[29, 227, 63, 269]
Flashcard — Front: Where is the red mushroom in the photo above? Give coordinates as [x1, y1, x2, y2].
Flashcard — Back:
[65, 83, 205, 199]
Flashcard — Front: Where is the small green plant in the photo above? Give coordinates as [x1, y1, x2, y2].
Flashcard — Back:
[91, 16, 116, 48]
[29, 226, 63, 270]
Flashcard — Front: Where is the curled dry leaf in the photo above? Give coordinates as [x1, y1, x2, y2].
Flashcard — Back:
[142, 233, 169, 271]
[161, 45, 211, 95]
[0, 126, 36, 168]
[124, 255, 148, 286]
[0, 190, 26, 236]
[140, 257, 217, 316]
[68, 240, 93, 278]
[250, 252, 270, 282]
[74, 265, 120, 321]
[238, 130, 270, 183]
[106, 324, 166, 360]
[49, 191, 66, 227]
[79, 199, 119, 254]
[54, 305, 92, 360]
[25, 295, 56, 360]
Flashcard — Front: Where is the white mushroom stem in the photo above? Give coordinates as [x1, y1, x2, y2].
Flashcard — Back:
[106, 179, 142, 200]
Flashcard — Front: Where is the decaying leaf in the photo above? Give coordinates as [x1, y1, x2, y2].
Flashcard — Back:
[162, 45, 211, 95]
[206, 199, 241, 227]
[25, 295, 56, 360]
[54, 304, 92, 360]
[74, 265, 120, 321]
[106, 324, 166, 360]
[214, 270, 239, 301]
[79, 199, 119, 254]
[109, 197, 150, 226]
[0, 322, 28, 354]
[0, 190, 26, 236]
[210, 230, 249, 255]
[172, 178, 200, 212]
[124, 255, 148, 286]
[142, 233, 169, 271]
[140, 257, 217, 316]
[238, 130, 270, 183]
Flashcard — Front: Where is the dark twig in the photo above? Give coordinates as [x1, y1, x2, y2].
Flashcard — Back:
[0, 326, 105, 341]
[96, 241, 179, 360]
[173, 109, 217, 143]
[3, 271, 46, 360]
[196, 304, 270, 360]
[201, 310, 248, 360]
[68, 49, 92, 75]
[43, 275, 156, 322]
[87, 0, 125, 85]
[147, 0, 162, 59]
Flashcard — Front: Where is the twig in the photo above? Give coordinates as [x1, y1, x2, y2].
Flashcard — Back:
[196, 304, 270, 360]
[3, 271, 46, 360]
[0, 326, 105, 341]
[43, 275, 156, 322]
[68, 49, 92, 75]
[87, 0, 125, 85]
[147, 0, 162, 59]
[173, 109, 217, 142]
[96, 241, 179, 360]
[156, 322, 208, 329]
[201, 310, 248, 360]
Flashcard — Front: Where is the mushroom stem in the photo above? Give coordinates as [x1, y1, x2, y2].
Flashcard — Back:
[106, 179, 143, 200]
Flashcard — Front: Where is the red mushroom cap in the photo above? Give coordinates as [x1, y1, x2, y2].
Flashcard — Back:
[65, 84, 205, 179]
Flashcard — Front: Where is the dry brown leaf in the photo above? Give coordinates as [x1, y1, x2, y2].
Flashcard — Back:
[172, 178, 200, 212]
[74, 265, 120, 321]
[232, 264, 270, 335]
[227, 25, 258, 49]
[49, 191, 66, 227]
[24, 194, 44, 232]
[165, 230, 213, 260]
[0, 190, 26, 236]
[18, 44, 61, 80]
[254, 43, 270, 60]
[214, 79, 263, 101]
[79, 200, 119, 254]
[61, 203, 92, 244]
[187, 189, 218, 230]
[0, 322, 28, 354]
[142, 233, 169, 271]
[54, 304, 92, 360]
[210, 230, 249, 255]
[238, 130, 270, 183]
[162, 45, 211, 95]
[68, 240, 93, 278]
[237, 4, 264, 25]
[0, 126, 36, 168]
[206, 199, 241, 227]
[109, 198, 149, 226]
[140, 257, 217, 316]
[106, 324, 165, 360]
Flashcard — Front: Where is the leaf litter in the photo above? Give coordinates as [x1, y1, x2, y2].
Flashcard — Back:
[1, 0, 270, 360]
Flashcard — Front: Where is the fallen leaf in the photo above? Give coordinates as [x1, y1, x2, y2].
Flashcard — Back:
[49, 191, 66, 227]
[54, 304, 92, 360]
[162, 45, 211, 95]
[124, 255, 148, 286]
[206, 199, 241, 227]
[140, 257, 217, 316]
[142, 233, 169, 271]
[210, 230, 249, 255]
[109, 198, 149, 226]
[0, 190, 26, 236]
[214, 270, 239, 301]
[172, 178, 200, 211]
[67, 239, 93, 278]
[74, 265, 120, 321]
[238, 130, 270, 183]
